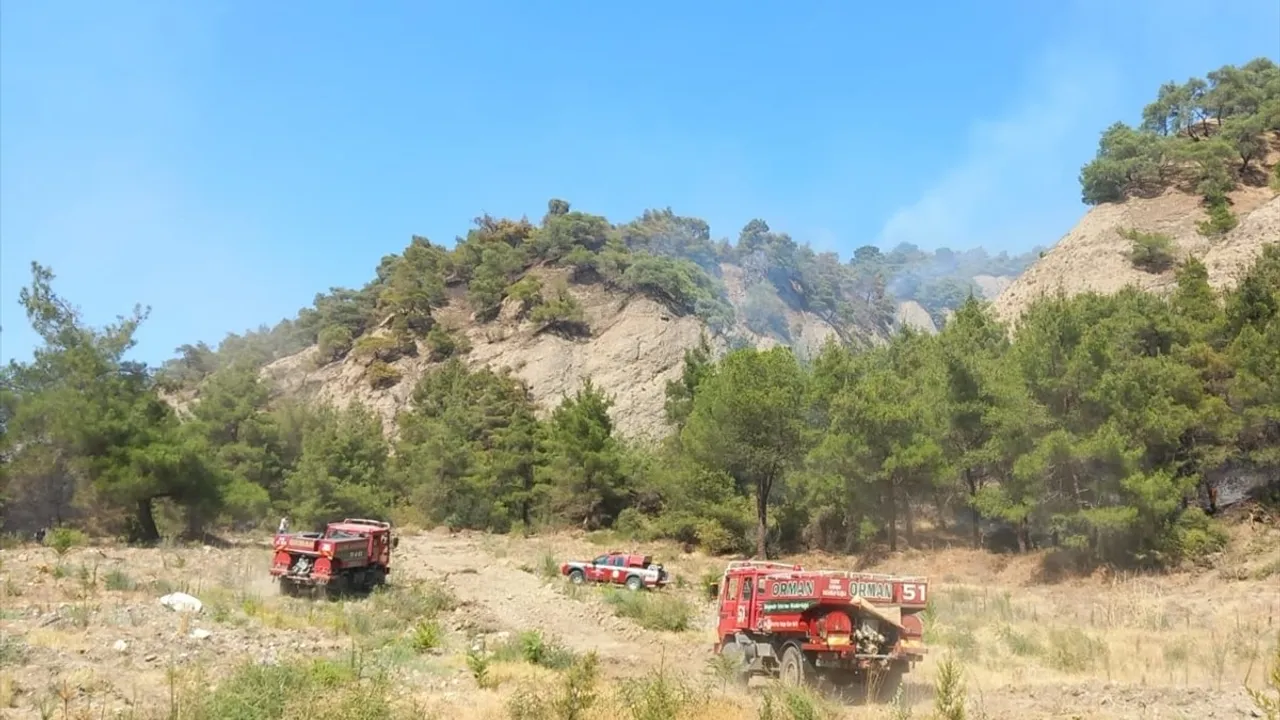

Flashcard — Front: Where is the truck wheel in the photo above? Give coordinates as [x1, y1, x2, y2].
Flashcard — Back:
[569, 569, 585, 585]
[625, 575, 643, 591]
[779, 645, 813, 687]
[869, 662, 907, 702]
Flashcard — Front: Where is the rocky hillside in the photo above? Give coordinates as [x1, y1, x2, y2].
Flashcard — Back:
[160, 203, 1038, 442]
[994, 183, 1279, 326]
[259, 265, 849, 441]
[995, 57, 1280, 326]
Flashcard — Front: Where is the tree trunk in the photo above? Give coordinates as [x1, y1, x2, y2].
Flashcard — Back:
[965, 469, 981, 549]
[756, 491, 769, 559]
[136, 498, 160, 543]
[904, 495, 916, 547]
[887, 483, 898, 551]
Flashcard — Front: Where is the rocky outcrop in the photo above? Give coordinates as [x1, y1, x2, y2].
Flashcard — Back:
[993, 186, 1279, 328]
[894, 300, 937, 334]
[259, 266, 873, 443]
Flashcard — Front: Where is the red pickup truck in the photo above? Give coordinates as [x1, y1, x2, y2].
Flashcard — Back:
[559, 550, 670, 591]
[270, 518, 398, 596]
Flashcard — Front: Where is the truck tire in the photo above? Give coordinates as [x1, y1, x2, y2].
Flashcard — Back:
[869, 662, 907, 702]
[625, 575, 643, 591]
[568, 569, 585, 585]
[779, 645, 814, 687]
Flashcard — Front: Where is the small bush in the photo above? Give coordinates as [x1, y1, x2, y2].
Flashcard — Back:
[1046, 627, 1107, 673]
[426, 326, 470, 361]
[506, 651, 600, 720]
[616, 668, 708, 720]
[410, 619, 442, 652]
[466, 645, 494, 689]
[317, 324, 354, 364]
[1197, 198, 1240, 236]
[530, 283, 589, 337]
[353, 333, 416, 363]
[188, 657, 401, 720]
[45, 527, 88, 556]
[492, 629, 578, 670]
[366, 360, 402, 390]
[1270, 163, 1280, 194]
[932, 653, 968, 720]
[1121, 228, 1176, 273]
[757, 684, 836, 720]
[104, 569, 136, 592]
[601, 589, 693, 632]
[507, 276, 544, 317]
[0, 633, 28, 666]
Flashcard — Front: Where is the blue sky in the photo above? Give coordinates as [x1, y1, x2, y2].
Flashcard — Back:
[2, 0, 1277, 366]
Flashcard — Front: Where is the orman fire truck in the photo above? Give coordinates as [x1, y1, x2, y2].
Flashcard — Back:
[269, 518, 398, 596]
[713, 560, 929, 698]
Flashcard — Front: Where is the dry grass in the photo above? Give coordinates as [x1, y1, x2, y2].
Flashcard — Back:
[1, 518, 1277, 719]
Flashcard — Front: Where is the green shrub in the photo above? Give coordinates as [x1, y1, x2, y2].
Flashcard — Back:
[1169, 507, 1230, 562]
[1197, 198, 1240, 237]
[505, 651, 600, 720]
[1122, 228, 1176, 273]
[492, 629, 578, 670]
[353, 333, 415, 363]
[616, 668, 708, 720]
[186, 657, 402, 720]
[410, 619, 442, 652]
[1046, 627, 1107, 673]
[45, 527, 88, 556]
[507, 276, 544, 317]
[530, 283, 588, 336]
[366, 360, 402, 390]
[317, 324, 354, 364]
[426, 326, 470, 361]
[757, 684, 836, 720]
[104, 569, 136, 591]
[601, 589, 693, 632]
[932, 653, 968, 720]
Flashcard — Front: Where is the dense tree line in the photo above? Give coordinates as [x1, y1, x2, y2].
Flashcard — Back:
[1079, 56, 1279, 235]
[3, 243, 1276, 570]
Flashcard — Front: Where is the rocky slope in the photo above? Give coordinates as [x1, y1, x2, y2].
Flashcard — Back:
[260, 266, 864, 442]
[994, 142, 1280, 329]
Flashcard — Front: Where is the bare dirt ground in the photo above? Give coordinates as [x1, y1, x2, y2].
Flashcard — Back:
[3, 517, 1279, 719]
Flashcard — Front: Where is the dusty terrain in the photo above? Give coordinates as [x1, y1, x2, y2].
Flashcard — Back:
[3, 518, 1279, 719]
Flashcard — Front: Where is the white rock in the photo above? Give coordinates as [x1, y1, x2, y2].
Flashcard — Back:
[189, 628, 211, 640]
[112, 640, 128, 653]
[159, 592, 203, 614]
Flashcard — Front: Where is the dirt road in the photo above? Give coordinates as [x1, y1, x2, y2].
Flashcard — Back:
[394, 531, 714, 676]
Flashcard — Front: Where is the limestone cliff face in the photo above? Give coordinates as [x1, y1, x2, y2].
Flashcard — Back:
[259, 266, 874, 442]
[993, 186, 1279, 328]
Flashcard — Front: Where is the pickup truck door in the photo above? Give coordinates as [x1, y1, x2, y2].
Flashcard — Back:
[607, 555, 627, 584]
[586, 555, 609, 582]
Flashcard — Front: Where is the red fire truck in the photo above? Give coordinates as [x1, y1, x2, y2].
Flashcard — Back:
[713, 560, 929, 697]
[269, 518, 397, 596]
